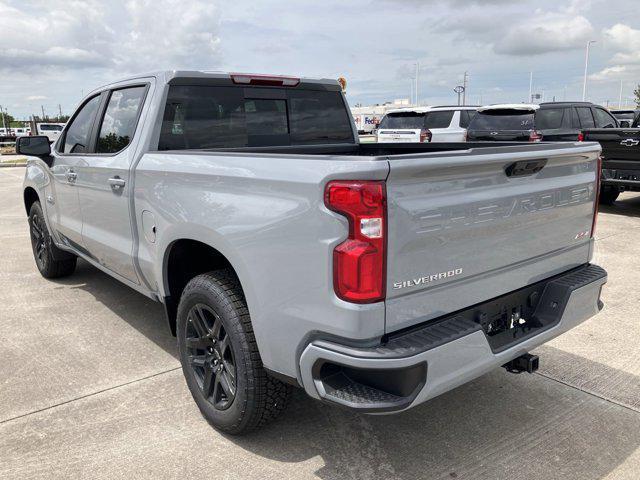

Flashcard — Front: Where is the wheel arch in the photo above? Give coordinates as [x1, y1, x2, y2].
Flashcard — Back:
[23, 186, 40, 215]
[161, 238, 247, 336]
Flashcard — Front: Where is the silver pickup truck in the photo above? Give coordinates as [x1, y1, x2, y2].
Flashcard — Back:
[19, 71, 607, 434]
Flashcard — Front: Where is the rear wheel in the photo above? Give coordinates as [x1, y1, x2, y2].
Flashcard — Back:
[177, 270, 292, 434]
[28, 201, 76, 278]
[599, 187, 620, 205]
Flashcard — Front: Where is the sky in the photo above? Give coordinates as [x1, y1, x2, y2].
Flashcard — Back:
[0, 0, 639, 119]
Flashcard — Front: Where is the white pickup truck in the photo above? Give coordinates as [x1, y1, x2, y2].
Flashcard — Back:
[19, 71, 606, 434]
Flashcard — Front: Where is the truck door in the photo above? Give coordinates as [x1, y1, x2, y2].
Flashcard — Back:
[49, 94, 103, 248]
[75, 85, 148, 283]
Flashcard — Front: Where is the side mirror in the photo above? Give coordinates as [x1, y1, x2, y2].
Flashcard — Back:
[16, 136, 52, 164]
[16, 136, 54, 167]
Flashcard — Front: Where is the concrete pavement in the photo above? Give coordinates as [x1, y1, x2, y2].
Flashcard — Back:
[0, 167, 638, 479]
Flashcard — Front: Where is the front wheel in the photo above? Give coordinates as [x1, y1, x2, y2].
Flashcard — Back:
[177, 270, 292, 434]
[599, 187, 620, 205]
[28, 201, 77, 278]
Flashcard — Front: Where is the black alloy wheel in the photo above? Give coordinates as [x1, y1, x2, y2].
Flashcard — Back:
[184, 303, 237, 410]
[27, 201, 76, 278]
[29, 210, 48, 270]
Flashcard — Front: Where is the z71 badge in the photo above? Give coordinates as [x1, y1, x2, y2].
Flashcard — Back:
[393, 268, 463, 290]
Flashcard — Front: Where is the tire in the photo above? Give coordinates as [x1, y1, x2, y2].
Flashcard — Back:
[177, 270, 292, 434]
[599, 187, 620, 205]
[28, 201, 77, 278]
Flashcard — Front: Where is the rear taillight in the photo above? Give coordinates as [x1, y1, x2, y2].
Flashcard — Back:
[420, 129, 432, 143]
[591, 155, 602, 238]
[325, 181, 386, 303]
[230, 73, 300, 87]
[578, 132, 585, 142]
[529, 130, 543, 142]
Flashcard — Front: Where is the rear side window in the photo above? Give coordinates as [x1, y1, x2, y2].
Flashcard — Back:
[96, 86, 146, 154]
[593, 108, 617, 128]
[576, 107, 595, 128]
[459, 110, 475, 128]
[424, 111, 454, 129]
[468, 110, 535, 130]
[379, 112, 425, 129]
[63, 95, 101, 154]
[535, 108, 564, 130]
[158, 85, 352, 150]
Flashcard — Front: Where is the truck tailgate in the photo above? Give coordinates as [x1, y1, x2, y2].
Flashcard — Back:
[384, 143, 600, 333]
[584, 128, 640, 166]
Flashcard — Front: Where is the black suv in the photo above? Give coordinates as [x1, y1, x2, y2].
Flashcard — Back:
[466, 102, 619, 142]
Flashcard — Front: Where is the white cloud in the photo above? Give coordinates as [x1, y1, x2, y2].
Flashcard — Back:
[0, 0, 221, 73]
[602, 24, 640, 65]
[603, 24, 640, 52]
[590, 23, 640, 82]
[494, 13, 594, 55]
[0, 0, 638, 116]
[26, 95, 47, 101]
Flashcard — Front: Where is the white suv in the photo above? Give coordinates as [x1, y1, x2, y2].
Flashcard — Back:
[376, 106, 478, 143]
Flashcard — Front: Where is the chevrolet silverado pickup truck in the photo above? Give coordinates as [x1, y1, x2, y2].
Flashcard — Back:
[19, 71, 607, 434]
[583, 114, 640, 204]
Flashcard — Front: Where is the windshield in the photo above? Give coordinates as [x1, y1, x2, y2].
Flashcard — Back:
[379, 112, 426, 129]
[469, 110, 535, 130]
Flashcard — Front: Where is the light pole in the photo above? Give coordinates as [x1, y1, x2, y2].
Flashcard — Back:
[0, 105, 6, 132]
[414, 62, 420, 106]
[619, 79, 623, 108]
[582, 40, 596, 101]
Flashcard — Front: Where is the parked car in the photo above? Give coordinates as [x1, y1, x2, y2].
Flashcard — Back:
[582, 113, 640, 204]
[20, 71, 606, 434]
[376, 105, 478, 142]
[466, 102, 619, 142]
[36, 123, 65, 143]
[611, 109, 640, 128]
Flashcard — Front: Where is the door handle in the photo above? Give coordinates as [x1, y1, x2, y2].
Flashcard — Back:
[66, 171, 77, 183]
[505, 159, 547, 177]
[108, 176, 126, 191]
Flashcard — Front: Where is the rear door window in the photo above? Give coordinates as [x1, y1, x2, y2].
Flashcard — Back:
[535, 108, 564, 130]
[96, 86, 146, 153]
[468, 110, 535, 130]
[576, 107, 595, 128]
[423, 111, 454, 129]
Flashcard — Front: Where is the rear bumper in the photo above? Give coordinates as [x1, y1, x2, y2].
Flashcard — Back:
[602, 168, 640, 190]
[299, 264, 606, 413]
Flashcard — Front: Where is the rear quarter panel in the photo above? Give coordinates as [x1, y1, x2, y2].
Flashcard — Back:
[133, 151, 388, 379]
